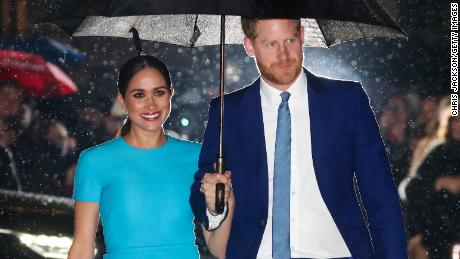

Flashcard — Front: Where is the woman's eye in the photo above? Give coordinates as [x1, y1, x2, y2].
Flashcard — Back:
[154, 90, 166, 96]
[133, 92, 144, 98]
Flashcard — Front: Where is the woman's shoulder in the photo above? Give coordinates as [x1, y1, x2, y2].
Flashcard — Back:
[167, 135, 201, 152]
[79, 137, 124, 160]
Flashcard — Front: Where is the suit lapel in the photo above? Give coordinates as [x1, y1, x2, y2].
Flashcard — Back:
[305, 69, 334, 205]
[242, 79, 269, 218]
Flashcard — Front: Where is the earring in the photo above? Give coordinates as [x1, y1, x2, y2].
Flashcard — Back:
[123, 108, 128, 115]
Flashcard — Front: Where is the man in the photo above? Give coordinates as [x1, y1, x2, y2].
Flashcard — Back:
[190, 18, 407, 259]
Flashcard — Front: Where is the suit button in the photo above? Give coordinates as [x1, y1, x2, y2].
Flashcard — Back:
[260, 219, 265, 226]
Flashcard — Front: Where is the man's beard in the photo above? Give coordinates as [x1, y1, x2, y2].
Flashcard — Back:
[257, 56, 303, 87]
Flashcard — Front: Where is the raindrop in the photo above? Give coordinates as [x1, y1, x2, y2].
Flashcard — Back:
[351, 60, 358, 67]
[177, 72, 183, 78]
[177, 48, 183, 54]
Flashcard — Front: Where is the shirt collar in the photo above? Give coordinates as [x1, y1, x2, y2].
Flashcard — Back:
[260, 69, 307, 105]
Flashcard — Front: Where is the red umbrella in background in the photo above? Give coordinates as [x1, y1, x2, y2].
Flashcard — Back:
[0, 49, 78, 99]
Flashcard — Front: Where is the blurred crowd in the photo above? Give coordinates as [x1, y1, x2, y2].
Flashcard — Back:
[1, 79, 459, 258]
[378, 93, 460, 258]
[0, 80, 120, 196]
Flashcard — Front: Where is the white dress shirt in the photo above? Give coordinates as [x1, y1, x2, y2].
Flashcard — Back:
[208, 70, 351, 258]
[257, 70, 351, 258]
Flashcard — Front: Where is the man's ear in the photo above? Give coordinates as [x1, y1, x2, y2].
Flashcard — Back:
[243, 37, 255, 57]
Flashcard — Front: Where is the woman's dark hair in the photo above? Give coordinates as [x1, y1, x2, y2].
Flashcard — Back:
[0, 80, 20, 90]
[117, 55, 172, 136]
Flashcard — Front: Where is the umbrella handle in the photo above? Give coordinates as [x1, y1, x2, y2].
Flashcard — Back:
[214, 155, 226, 214]
[129, 27, 145, 56]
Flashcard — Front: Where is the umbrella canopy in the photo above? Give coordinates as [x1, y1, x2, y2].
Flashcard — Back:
[41, 0, 405, 36]
[0, 49, 78, 99]
[72, 14, 404, 48]
[0, 37, 86, 66]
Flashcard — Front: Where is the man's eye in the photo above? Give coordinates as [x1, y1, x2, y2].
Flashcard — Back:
[133, 92, 144, 98]
[286, 38, 296, 44]
[266, 42, 276, 48]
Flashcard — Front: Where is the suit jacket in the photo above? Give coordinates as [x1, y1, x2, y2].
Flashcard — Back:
[190, 69, 407, 259]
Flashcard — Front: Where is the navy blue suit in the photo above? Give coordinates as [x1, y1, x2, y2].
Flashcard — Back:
[190, 69, 407, 259]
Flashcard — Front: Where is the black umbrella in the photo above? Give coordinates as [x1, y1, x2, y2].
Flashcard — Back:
[72, 14, 404, 48]
[40, 0, 406, 214]
[42, 0, 404, 35]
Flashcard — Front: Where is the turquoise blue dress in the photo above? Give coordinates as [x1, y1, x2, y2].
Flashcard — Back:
[73, 136, 200, 259]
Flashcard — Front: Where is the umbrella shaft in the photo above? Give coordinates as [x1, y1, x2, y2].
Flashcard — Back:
[219, 15, 225, 158]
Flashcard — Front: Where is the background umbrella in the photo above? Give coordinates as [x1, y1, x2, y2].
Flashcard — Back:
[40, 0, 406, 213]
[0, 37, 86, 66]
[0, 49, 78, 99]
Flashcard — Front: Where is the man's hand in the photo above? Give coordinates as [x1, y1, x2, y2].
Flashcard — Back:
[200, 171, 232, 214]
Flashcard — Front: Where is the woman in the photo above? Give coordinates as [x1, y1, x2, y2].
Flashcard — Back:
[405, 108, 460, 259]
[68, 55, 233, 259]
[398, 97, 451, 259]
[398, 96, 451, 202]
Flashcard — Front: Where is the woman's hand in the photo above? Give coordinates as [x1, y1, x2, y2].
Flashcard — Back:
[434, 175, 460, 194]
[201, 170, 235, 259]
[201, 170, 233, 214]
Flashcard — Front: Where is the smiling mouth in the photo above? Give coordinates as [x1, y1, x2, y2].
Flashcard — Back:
[140, 112, 160, 120]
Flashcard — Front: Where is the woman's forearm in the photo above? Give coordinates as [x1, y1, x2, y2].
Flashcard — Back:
[68, 242, 95, 259]
[203, 204, 234, 259]
[68, 202, 100, 259]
